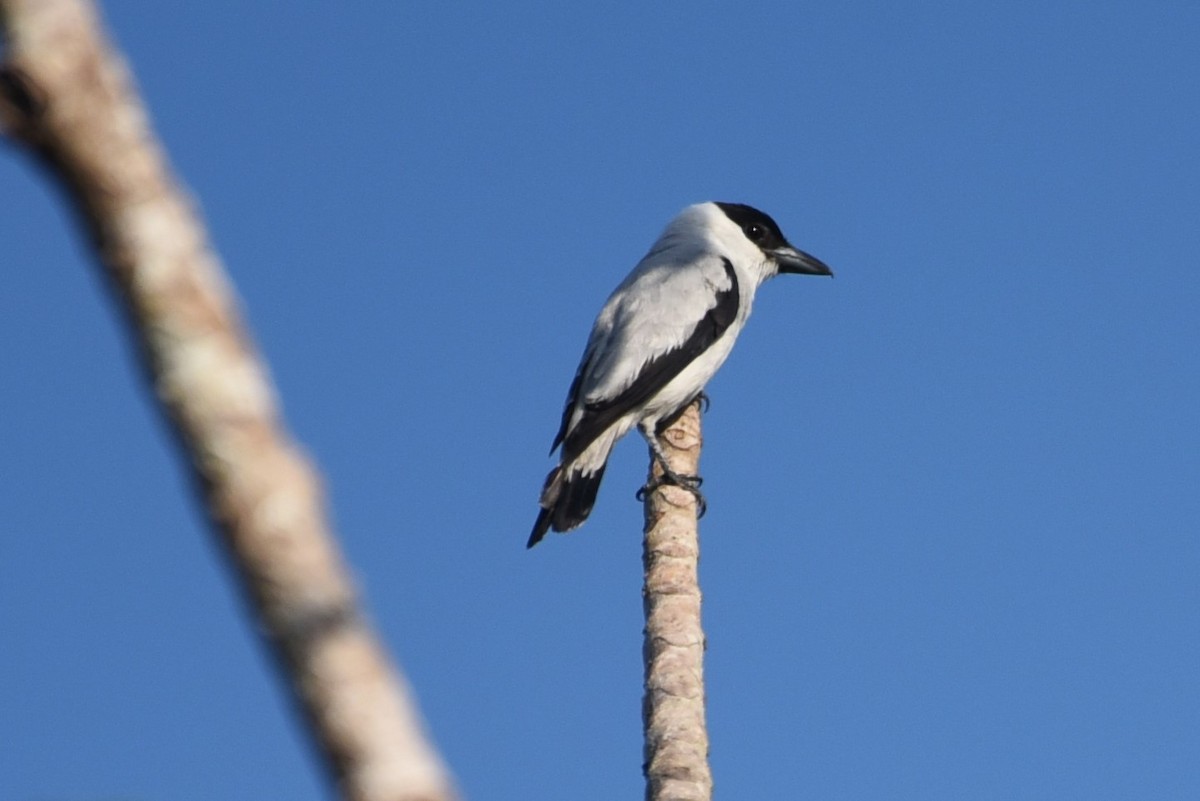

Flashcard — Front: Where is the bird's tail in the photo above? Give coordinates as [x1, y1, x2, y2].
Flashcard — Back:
[527, 461, 608, 548]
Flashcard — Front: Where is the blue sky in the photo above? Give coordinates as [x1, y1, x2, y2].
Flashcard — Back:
[3, 2, 1199, 799]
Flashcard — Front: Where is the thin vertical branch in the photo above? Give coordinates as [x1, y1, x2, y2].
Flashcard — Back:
[642, 400, 712, 801]
[0, 2, 456, 800]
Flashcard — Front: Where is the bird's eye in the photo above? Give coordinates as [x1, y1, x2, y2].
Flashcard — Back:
[745, 223, 766, 242]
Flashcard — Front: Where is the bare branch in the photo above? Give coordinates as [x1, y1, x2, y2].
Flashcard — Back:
[0, 2, 456, 799]
[641, 401, 712, 801]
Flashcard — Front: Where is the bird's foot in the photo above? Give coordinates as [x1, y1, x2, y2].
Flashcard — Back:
[693, 391, 711, 414]
[637, 468, 707, 518]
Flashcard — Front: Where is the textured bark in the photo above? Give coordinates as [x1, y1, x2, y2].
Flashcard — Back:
[642, 401, 712, 801]
[0, 3, 456, 800]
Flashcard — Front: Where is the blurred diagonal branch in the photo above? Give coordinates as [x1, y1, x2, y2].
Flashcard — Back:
[0, 2, 456, 800]
[641, 400, 712, 801]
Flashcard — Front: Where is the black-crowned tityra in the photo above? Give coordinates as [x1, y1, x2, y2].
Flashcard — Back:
[529, 202, 831, 547]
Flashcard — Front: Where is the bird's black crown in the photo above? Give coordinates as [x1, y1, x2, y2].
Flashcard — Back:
[714, 202, 790, 250]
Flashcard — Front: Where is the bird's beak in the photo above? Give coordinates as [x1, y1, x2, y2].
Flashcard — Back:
[772, 245, 834, 277]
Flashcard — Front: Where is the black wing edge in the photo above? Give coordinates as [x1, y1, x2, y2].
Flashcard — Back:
[549, 358, 587, 455]
[560, 258, 739, 464]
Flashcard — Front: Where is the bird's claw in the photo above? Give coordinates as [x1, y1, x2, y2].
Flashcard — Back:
[636, 471, 707, 518]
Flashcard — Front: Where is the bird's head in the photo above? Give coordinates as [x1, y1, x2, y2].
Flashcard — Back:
[711, 201, 833, 281]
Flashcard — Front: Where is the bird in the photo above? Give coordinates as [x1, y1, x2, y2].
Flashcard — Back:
[528, 201, 832, 548]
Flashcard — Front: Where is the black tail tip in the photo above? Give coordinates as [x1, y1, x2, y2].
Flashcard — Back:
[526, 464, 606, 549]
[527, 508, 552, 548]
[526, 528, 547, 549]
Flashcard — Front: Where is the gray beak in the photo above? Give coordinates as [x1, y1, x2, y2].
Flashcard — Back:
[772, 245, 834, 277]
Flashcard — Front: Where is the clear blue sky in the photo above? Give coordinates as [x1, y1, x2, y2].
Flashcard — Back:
[3, 3, 1199, 799]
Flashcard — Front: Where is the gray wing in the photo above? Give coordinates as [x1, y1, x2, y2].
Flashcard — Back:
[551, 253, 739, 463]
